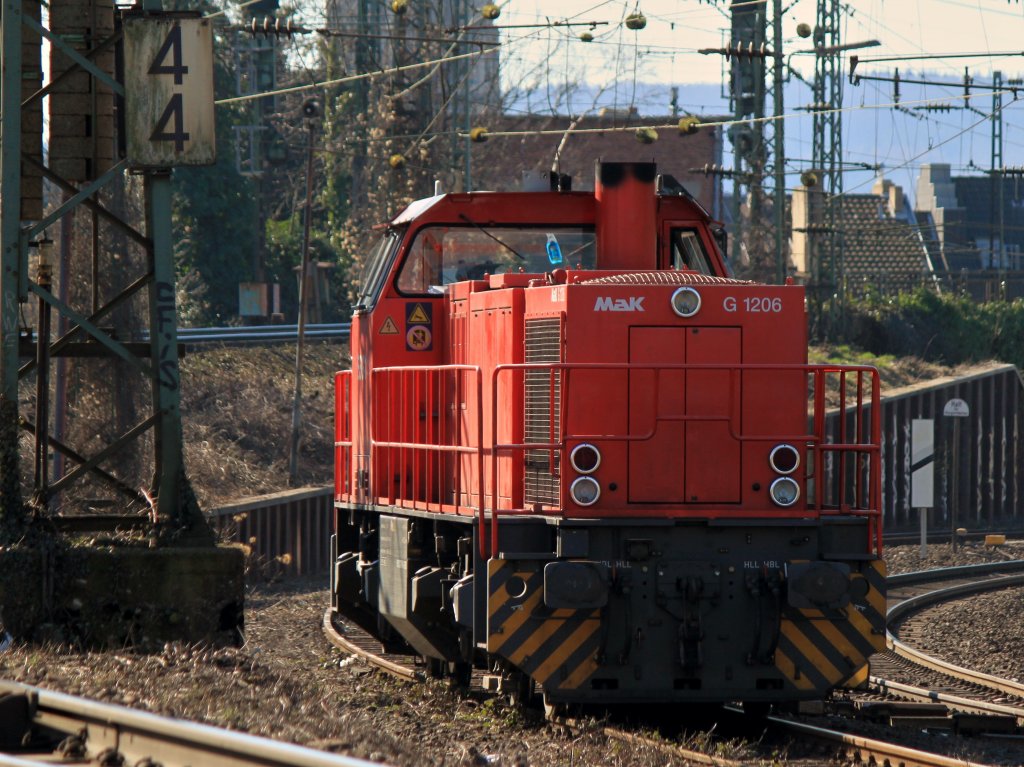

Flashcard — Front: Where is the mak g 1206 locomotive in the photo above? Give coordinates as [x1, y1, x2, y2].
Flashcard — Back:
[331, 162, 885, 711]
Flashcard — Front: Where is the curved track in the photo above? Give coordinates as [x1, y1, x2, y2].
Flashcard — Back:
[0, 681, 378, 767]
[324, 604, 1005, 767]
[871, 560, 1024, 723]
[322, 609, 424, 683]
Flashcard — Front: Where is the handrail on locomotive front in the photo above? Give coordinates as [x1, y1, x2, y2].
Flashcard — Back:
[369, 364, 486, 524]
[334, 363, 882, 561]
[489, 362, 882, 559]
[334, 371, 353, 498]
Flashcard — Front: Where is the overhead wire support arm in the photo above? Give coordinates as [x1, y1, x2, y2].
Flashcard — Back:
[850, 49, 1024, 76]
[849, 71, 1021, 99]
[987, 166, 1024, 176]
[446, 20, 609, 32]
[231, 19, 500, 48]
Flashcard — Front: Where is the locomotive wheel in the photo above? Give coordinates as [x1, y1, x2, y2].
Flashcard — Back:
[742, 701, 771, 721]
[506, 672, 534, 707]
[451, 661, 473, 689]
[542, 694, 567, 720]
[427, 657, 446, 679]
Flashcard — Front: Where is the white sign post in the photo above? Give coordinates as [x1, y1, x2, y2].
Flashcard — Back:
[943, 398, 970, 550]
[123, 16, 216, 168]
[911, 419, 935, 559]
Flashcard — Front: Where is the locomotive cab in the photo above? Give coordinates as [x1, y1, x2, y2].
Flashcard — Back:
[332, 162, 886, 708]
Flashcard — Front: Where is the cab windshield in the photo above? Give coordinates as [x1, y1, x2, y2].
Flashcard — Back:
[396, 225, 597, 295]
[355, 228, 403, 310]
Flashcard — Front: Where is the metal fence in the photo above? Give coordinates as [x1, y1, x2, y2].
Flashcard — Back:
[210, 487, 333, 577]
[210, 365, 1024, 575]
[869, 364, 1024, 536]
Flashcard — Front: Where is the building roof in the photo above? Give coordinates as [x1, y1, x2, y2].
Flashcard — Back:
[832, 194, 930, 285]
[466, 113, 724, 214]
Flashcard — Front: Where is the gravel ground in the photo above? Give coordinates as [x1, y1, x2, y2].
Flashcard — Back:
[0, 578, 768, 767]
[885, 539, 1024, 680]
[884, 539, 1024, 575]
[895, 582, 1024, 683]
[3, 542, 1024, 766]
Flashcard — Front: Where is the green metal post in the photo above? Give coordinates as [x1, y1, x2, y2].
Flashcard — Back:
[462, 0, 472, 192]
[0, 0, 25, 534]
[145, 172, 208, 542]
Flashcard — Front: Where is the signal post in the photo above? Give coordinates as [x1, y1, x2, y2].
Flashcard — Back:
[0, 0, 242, 646]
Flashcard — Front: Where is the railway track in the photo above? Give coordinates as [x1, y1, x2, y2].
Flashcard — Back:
[0, 681, 378, 767]
[868, 561, 1024, 725]
[324, 605, 1006, 767]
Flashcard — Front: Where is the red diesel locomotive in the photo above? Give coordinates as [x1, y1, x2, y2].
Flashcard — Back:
[331, 162, 886, 710]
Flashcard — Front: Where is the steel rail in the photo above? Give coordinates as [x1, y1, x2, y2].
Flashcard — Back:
[0, 681, 380, 767]
[887, 559, 1024, 588]
[565, 720, 745, 767]
[869, 676, 1024, 725]
[766, 715, 997, 767]
[886, 572, 1024, 699]
[322, 609, 423, 682]
[138, 323, 351, 345]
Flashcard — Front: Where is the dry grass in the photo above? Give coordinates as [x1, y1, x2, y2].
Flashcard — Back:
[181, 342, 348, 508]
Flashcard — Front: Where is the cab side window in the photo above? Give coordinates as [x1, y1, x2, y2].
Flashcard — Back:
[670, 228, 713, 275]
[397, 229, 445, 293]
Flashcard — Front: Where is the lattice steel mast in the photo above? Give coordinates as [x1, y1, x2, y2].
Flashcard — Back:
[810, 0, 843, 332]
[0, 0, 213, 540]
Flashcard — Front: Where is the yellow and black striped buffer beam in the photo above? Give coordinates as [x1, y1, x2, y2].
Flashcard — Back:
[776, 559, 887, 692]
[487, 558, 602, 691]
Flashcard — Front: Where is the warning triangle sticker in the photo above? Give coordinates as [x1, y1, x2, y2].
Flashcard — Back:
[408, 304, 430, 324]
[379, 317, 399, 335]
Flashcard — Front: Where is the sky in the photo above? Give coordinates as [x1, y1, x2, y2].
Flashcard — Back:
[499, 0, 1024, 87]
[484, 0, 1024, 198]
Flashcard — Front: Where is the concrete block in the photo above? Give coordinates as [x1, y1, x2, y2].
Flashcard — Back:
[0, 544, 245, 648]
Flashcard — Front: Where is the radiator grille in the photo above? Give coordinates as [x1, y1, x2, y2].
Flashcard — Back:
[524, 317, 562, 506]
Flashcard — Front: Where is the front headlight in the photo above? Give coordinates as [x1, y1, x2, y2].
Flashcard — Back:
[570, 443, 601, 474]
[769, 444, 800, 475]
[769, 477, 800, 507]
[569, 476, 601, 506]
[670, 286, 701, 317]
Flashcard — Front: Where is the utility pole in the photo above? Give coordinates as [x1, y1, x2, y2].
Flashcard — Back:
[810, 0, 843, 337]
[289, 104, 318, 486]
[991, 70, 1005, 276]
[0, 0, 25, 530]
[726, 2, 768, 277]
[769, 0, 786, 284]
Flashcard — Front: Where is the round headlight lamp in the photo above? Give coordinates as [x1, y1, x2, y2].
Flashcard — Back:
[670, 287, 702, 317]
[570, 443, 601, 474]
[769, 444, 800, 475]
[569, 476, 601, 507]
[769, 477, 800, 507]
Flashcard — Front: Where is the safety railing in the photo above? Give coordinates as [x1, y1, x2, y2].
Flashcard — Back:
[337, 361, 881, 560]
[812, 366, 882, 516]
[334, 371, 353, 500]
[488, 362, 882, 557]
[367, 365, 486, 527]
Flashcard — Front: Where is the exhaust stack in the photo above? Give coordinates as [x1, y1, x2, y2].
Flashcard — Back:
[595, 161, 657, 270]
